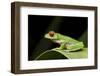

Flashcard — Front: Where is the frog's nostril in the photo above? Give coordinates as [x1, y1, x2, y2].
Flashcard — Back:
[49, 31, 55, 37]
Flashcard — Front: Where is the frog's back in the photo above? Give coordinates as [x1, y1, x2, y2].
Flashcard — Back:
[57, 33, 79, 43]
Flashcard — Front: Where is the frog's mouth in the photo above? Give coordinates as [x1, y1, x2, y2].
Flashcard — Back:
[53, 40, 64, 44]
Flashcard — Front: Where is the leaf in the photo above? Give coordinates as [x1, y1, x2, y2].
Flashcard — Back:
[56, 48, 88, 59]
[35, 48, 88, 60]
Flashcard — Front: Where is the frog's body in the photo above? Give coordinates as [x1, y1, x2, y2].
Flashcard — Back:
[45, 31, 84, 51]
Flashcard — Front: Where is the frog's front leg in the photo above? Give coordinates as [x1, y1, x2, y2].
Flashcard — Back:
[59, 42, 67, 50]
[67, 42, 84, 51]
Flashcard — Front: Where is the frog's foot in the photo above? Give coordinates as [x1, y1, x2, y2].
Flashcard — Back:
[52, 47, 67, 51]
[52, 48, 61, 50]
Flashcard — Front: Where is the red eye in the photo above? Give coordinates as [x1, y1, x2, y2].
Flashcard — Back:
[49, 31, 55, 37]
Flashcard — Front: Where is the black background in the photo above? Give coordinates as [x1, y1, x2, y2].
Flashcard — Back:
[28, 15, 87, 60]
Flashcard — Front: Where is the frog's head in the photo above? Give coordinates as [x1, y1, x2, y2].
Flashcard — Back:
[44, 31, 58, 40]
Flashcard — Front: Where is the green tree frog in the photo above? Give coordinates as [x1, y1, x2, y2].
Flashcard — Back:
[44, 31, 84, 52]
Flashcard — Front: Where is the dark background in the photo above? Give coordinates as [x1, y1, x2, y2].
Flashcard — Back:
[28, 15, 88, 60]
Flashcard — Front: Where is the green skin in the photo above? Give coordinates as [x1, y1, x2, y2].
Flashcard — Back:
[45, 32, 84, 52]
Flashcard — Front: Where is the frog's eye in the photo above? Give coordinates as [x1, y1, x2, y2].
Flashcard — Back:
[49, 31, 55, 37]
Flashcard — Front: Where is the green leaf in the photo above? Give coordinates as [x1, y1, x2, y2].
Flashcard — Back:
[35, 48, 88, 60]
